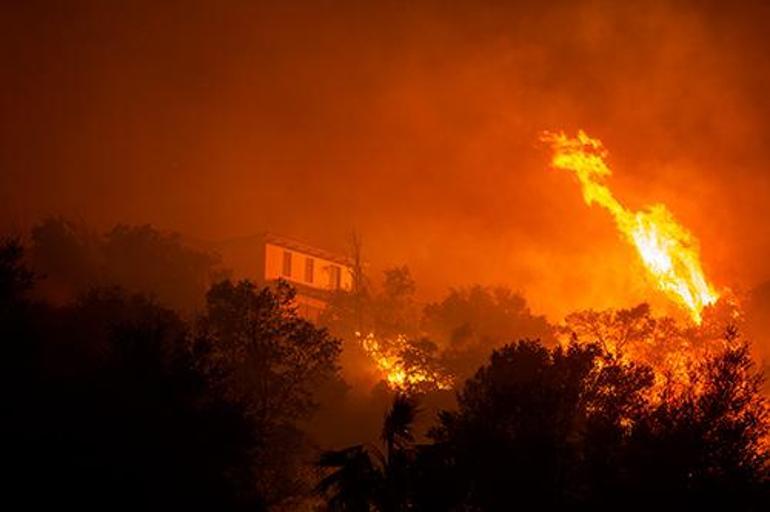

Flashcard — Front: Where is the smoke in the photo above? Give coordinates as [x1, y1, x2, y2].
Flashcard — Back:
[3, 0, 770, 322]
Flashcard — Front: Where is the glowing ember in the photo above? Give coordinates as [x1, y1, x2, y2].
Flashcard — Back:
[356, 332, 453, 392]
[543, 130, 719, 324]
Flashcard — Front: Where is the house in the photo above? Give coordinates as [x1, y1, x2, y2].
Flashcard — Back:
[215, 232, 353, 321]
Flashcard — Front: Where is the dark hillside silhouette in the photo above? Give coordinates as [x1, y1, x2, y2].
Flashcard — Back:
[28, 217, 221, 311]
[319, 339, 770, 511]
[1, 243, 262, 508]
[4, 237, 770, 510]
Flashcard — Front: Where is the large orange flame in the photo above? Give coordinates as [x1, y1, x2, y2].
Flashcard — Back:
[543, 130, 719, 324]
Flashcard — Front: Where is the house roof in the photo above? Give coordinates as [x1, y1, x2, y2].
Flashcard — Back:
[263, 232, 352, 267]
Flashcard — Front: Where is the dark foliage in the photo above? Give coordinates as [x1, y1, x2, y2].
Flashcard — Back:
[427, 340, 654, 510]
[0, 238, 34, 303]
[28, 217, 221, 310]
[322, 265, 422, 342]
[195, 278, 342, 504]
[318, 394, 419, 512]
[619, 343, 770, 509]
[1, 241, 262, 508]
[5, 234, 770, 510]
[320, 339, 770, 511]
[423, 286, 556, 379]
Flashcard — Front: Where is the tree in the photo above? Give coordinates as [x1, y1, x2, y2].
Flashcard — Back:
[349, 230, 369, 333]
[379, 394, 419, 511]
[27, 217, 222, 311]
[50, 290, 261, 508]
[195, 279, 342, 504]
[322, 260, 424, 342]
[0, 238, 33, 305]
[560, 303, 744, 399]
[0, 245, 263, 508]
[426, 337, 770, 510]
[28, 217, 101, 301]
[318, 394, 419, 512]
[423, 286, 555, 379]
[427, 340, 654, 510]
[621, 342, 770, 509]
[102, 223, 222, 311]
[0, 238, 39, 409]
[372, 266, 419, 338]
[317, 445, 383, 511]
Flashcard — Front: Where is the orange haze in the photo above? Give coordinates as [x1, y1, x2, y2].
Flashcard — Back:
[3, 1, 770, 324]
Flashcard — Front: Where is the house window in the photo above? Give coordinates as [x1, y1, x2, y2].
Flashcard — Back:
[328, 264, 341, 290]
[282, 250, 292, 277]
[305, 257, 314, 283]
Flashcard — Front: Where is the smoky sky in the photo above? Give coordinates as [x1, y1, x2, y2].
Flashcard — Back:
[3, 0, 770, 319]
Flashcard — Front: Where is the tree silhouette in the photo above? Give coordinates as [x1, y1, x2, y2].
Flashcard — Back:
[195, 278, 342, 504]
[323, 264, 421, 341]
[28, 217, 102, 302]
[423, 286, 555, 379]
[426, 340, 653, 510]
[0, 245, 263, 508]
[619, 342, 770, 509]
[101, 223, 222, 311]
[0, 238, 33, 307]
[318, 445, 383, 511]
[28, 217, 221, 311]
[196, 279, 341, 422]
[429, 338, 770, 510]
[318, 394, 419, 511]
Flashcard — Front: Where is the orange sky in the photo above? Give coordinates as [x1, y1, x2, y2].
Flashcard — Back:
[3, 1, 770, 320]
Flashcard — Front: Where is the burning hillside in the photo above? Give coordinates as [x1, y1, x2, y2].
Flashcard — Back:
[542, 131, 743, 399]
[351, 131, 740, 398]
[357, 332, 454, 393]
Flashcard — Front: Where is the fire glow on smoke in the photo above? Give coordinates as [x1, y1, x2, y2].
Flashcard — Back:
[359, 131, 723, 393]
[542, 130, 719, 324]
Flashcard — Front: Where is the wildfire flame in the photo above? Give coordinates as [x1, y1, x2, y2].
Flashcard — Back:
[543, 130, 719, 323]
[357, 332, 453, 392]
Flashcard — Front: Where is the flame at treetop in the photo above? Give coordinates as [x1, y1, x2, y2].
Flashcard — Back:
[543, 130, 719, 324]
[357, 332, 453, 393]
